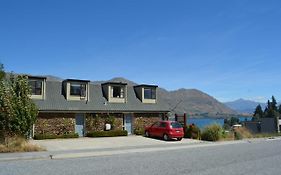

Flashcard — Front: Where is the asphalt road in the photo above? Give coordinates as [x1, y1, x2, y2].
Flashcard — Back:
[1, 139, 281, 175]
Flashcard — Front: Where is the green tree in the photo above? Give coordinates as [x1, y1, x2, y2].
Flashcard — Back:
[264, 97, 279, 118]
[0, 73, 38, 144]
[0, 63, 5, 80]
[252, 104, 263, 121]
[278, 105, 281, 115]
[271, 96, 278, 111]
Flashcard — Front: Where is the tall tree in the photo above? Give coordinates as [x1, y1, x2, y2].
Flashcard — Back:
[0, 74, 38, 144]
[253, 104, 263, 121]
[0, 63, 5, 80]
[278, 105, 281, 115]
[271, 96, 278, 111]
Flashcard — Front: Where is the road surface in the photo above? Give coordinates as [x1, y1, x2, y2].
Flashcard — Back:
[1, 138, 281, 175]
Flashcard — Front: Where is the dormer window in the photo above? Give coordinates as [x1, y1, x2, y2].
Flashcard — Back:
[102, 82, 127, 103]
[64, 79, 90, 101]
[134, 84, 158, 104]
[144, 88, 156, 99]
[28, 76, 46, 100]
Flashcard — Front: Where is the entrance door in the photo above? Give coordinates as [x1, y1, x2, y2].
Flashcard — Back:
[75, 114, 85, 137]
[124, 114, 132, 134]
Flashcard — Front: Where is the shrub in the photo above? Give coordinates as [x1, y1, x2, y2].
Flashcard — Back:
[86, 130, 128, 137]
[184, 124, 201, 139]
[201, 124, 223, 141]
[234, 127, 253, 140]
[33, 133, 79, 140]
[134, 128, 144, 135]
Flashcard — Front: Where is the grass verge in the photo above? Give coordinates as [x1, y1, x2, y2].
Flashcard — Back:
[0, 137, 45, 153]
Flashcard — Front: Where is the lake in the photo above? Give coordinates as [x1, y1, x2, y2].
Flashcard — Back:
[187, 117, 252, 129]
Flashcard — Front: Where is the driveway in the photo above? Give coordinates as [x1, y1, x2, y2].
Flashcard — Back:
[31, 136, 201, 151]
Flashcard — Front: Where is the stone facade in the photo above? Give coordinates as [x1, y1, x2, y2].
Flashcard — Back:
[85, 113, 123, 133]
[133, 113, 164, 133]
[34, 113, 75, 135]
[35, 112, 166, 136]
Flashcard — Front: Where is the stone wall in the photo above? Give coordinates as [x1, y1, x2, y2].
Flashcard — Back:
[133, 113, 163, 133]
[34, 113, 75, 135]
[85, 113, 123, 133]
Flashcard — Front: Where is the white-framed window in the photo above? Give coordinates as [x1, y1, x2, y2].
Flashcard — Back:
[144, 88, 156, 99]
[28, 79, 43, 96]
[70, 82, 86, 97]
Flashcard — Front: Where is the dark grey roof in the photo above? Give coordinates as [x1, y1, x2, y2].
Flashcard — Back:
[34, 80, 169, 113]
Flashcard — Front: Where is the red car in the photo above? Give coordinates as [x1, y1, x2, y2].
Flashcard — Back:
[144, 121, 184, 141]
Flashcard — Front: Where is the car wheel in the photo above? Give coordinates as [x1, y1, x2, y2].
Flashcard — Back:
[163, 134, 169, 141]
[145, 131, 150, 137]
[177, 137, 183, 141]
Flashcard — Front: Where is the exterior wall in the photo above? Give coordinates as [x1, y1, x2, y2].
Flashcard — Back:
[244, 122, 260, 134]
[85, 113, 123, 133]
[244, 118, 277, 134]
[133, 113, 164, 133]
[35, 112, 167, 136]
[260, 118, 277, 133]
[34, 113, 75, 135]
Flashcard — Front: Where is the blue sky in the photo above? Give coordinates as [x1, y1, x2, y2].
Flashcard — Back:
[1, 0, 281, 102]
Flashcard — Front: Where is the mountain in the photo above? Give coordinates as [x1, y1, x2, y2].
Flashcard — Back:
[158, 88, 237, 117]
[224, 99, 266, 114]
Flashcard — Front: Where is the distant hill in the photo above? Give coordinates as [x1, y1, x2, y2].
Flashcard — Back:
[158, 88, 237, 117]
[224, 99, 266, 114]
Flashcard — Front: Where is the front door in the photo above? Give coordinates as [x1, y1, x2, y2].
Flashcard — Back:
[124, 114, 132, 134]
[75, 114, 85, 137]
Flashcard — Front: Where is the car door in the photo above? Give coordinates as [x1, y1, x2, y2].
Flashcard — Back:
[150, 122, 160, 137]
[159, 122, 167, 137]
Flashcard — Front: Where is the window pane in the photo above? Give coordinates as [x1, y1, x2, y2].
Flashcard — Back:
[28, 80, 42, 95]
[144, 88, 151, 99]
[80, 84, 86, 97]
[171, 122, 182, 128]
[70, 83, 82, 96]
[112, 86, 123, 98]
[151, 89, 156, 99]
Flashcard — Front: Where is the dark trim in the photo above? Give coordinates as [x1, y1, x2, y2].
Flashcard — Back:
[101, 82, 127, 86]
[64, 79, 90, 82]
[134, 84, 158, 88]
[27, 75, 47, 80]
[38, 110, 170, 113]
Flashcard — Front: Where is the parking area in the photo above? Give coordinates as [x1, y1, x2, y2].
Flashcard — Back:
[31, 136, 201, 151]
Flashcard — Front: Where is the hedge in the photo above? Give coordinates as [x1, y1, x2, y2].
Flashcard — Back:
[86, 130, 128, 137]
[33, 133, 79, 140]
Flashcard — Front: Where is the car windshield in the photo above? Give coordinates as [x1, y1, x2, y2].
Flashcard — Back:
[170, 122, 182, 128]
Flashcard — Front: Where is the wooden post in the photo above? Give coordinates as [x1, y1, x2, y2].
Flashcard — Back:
[183, 113, 187, 127]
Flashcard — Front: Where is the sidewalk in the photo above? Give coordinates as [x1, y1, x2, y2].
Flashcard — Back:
[0, 136, 203, 161]
[2, 136, 276, 161]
